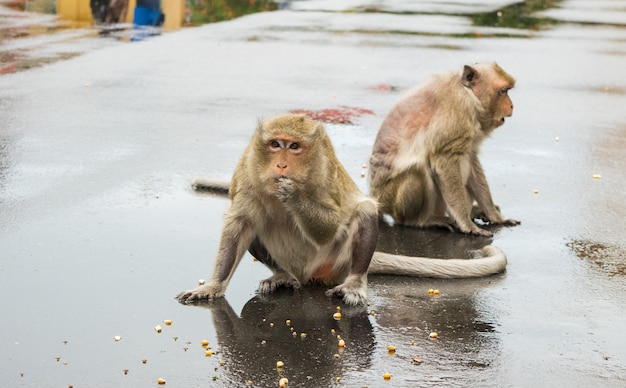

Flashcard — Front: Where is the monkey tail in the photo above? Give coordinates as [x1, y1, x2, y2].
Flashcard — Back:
[191, 178, 231, 196]
[368, 245, 506, 278]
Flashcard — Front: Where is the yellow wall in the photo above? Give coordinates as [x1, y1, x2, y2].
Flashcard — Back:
[58, 0, 185, 28]
[57, 0, 94, 22]
[161, 0, 185, 29]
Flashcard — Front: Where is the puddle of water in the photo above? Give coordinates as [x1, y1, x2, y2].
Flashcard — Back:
[567, 240, 626, 276]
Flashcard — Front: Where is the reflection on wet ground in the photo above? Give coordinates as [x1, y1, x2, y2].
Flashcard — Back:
[3, 0, 622, 75]
[188, 288, 375, 386]
[0, 0, 277, 73]
[182, 276, 506, 387]
[469, 0, 562, 29]
[187, 0, 277, 25]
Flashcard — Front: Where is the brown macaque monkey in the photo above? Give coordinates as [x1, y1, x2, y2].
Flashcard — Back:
[179, 114, 508, 306]
[369, 63, 521, 237]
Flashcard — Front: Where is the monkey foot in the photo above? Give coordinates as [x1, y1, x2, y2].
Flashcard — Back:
[467, 227, 494, 237]
[326, 284, 368, 306]
[257, 274, 301, 294]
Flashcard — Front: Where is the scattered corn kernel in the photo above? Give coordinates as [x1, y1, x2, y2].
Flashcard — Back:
[413, 357, 422, 363]
[429, 332, 438, 339]
[383, 372, 391, 380]
[433, 289, 440, 295]
[201, 340, 209, 347]
[533, 189, 539, 194]
[164, 320, 172, 326]
[276, 360, 284, 368]
[123, 368, 129, 375]
[157, 378, 166, 385]
[279, 377, 289, 387]
[142, 359, 147, 364]
[114, 335, 122, 342]
[592, 174, 602, 179]
[428, 289, 434, 294]
[387, 345, 396, 352]
[205, 350, 213, 356]
[285, 320, 291, 325]
[154, 325, 163, 333]
[198, 279, 205, 285]
[333, 312, 342, 320]
[338, 339, 346, 347]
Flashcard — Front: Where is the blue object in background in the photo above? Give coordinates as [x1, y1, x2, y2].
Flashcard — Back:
[133, 0, 164, 26]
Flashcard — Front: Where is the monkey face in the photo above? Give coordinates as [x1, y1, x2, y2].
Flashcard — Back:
[268, 136, 305, 178]
[493, 87, 514, 128]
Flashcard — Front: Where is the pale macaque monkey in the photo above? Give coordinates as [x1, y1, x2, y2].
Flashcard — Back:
[369, 63, 521, 237]
[178, 114, 508, 306]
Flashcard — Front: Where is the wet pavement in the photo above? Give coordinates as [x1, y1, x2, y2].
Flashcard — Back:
[1, 0, 626, 386]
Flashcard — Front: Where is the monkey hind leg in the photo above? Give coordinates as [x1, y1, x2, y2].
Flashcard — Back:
[249, 237, 301, 294]
[378, 168, 438, 228]
[325, 273, 368, 306]
[258, 271, 301, 294]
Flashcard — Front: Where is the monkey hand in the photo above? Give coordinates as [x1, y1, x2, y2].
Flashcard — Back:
[175, 284, 225, 304]
[275, 177, 296, 202]
[257, 272, 301, 293]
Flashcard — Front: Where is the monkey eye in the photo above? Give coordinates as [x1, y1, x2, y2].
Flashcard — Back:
[289, 142, 300, 150]
[269, 140, 281, 149]
[498, 88, 509, 96]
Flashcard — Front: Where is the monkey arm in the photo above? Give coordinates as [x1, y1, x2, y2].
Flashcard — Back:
[276, 177, 342, 245]
[467, 154, 501, 221]
[176, 213, 255, 303]
[291, 195, 342, 245]
[431, 155, 492, 237]
[468, 155, 521, 226]
[325, 199, 378, 305]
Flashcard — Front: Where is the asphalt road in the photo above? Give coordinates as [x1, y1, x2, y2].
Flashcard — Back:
[1, 0, 625, 386]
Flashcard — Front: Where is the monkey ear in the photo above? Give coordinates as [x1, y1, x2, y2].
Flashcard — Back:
[462, 65, 479, 88]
